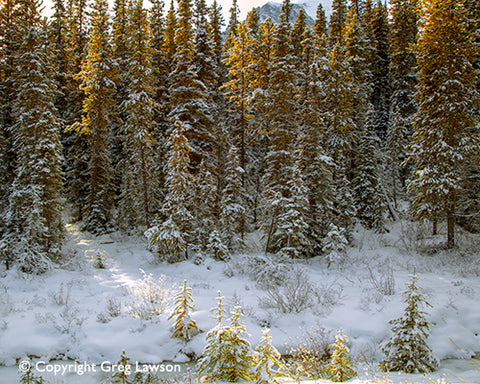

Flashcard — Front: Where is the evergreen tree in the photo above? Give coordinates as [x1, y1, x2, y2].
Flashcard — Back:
[118, 0, 159, 229]
[313, 2, 327, 40]
[75, 0, 116, 233]
[220, 146, 247, 250]
[164, 0, 176, 66]
[223, 21, 254, 177]
[198, 302, 254, 382]
[7, 0, 65, 273]
[274, 161, 310, 257]
[111, 0, 130, 192]
[168, 280, 198, 342]
[63, 0, 89, 221]
[262, 0, 300, 254]
[408, 0, 478, 248]
[145, 121, 193, 262]
[353, 130, 385, 231]
[168, 0, 214, 172]
[329, 0, 347, 47]
[48, 0, 68, 119]
[0, 0, 20, 241]
[327, 330, 356, 382]
[253, 328, 285, 384]
[193, 160, 218, 250]
[382, 274, 438, 373]
[291, 9, 307, 62]
[370, 0, 390, 140]
[386, 0, 418, 208]
[112, 351, 133, 384]
[321, 44, 357, 235]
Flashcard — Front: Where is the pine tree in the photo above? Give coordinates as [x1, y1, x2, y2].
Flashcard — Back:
[386, 0, 418, 208]
[327, 330, 356, 382]
[314, 2, 327, 40]
[370, 0, 390, 140]
[353, 130, 385, 231]
[408, 0, 478, 248]
[48, 0, 68, 119]
[220, 146, 247, 250]
[382, 274, 438, 373]
[164, 0, 176, 66]
[0, 0, 20, 242]
[118, 0, 159, 229]
[275, 161, 310, 257]
[8, 0, 65, 273]
[262, 0, 300, 254]
[112, 351, 133, 384]
[253, 328, 285, 384]
[146, 121, 193, 262]
[207, 229, 230, 260]
[193, 160, 218, 250]
[291, 9, 307, 62]
[168, 0, 214, 172]
[322, 224, 348, 266]
[111, 0, 130, 192]
[198, 302, 254, 382]
[321, 44, 357, 236]
[63, 0, 89, 221]
[223, 21, 254, 177]
[329, 0, 347, 47]
[168, 280, 198, 341]
[75, 0, 116, 233]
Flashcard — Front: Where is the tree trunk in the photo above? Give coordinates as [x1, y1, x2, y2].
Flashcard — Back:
[447, 190, 456, 249]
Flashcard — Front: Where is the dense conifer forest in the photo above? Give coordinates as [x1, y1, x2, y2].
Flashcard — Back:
[0, 0, 479, 273]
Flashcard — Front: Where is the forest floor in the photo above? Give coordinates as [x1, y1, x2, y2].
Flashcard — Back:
[0, 219, 479, 383]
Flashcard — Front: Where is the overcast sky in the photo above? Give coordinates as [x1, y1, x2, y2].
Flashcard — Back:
[41, 0, 270, 21]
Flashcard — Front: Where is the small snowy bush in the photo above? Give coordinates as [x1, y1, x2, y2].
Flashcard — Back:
[367, 263, 395, 296]
[0, 283, 14, 315]
[288, 326, 333, 379]
[127, 271, 173, 321]
[260, 267, 315, 313]
[381, 274, 438, 373]
[49, 282, 73, 306]
[224, 254, 289, 288]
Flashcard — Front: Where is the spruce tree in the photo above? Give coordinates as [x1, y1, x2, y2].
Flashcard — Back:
[63, 0, 89, 221]
[327, 330, 356, 382]
[168, 0, 214, 172]
[314, 2, 327, 40]
[253, 328, 285, 384]
[329, 0, 347, 47]
[198, 301, 254, 382]
[145, 121, 193, 262]
[168, 280, 198, 342]
[0, 0, 20, 242]
[220, 146, 247, 250]
[408, 0, 478, 248]
[370, 0, 390, 140]
[118, 0, 159, 229]
[75, 0, 116, 233]
[386, 0, 418, 208]
[8, 0, 65, 272]
[321, 44, 357, 236]
[382, 274, 438, 373]
[164, 0, 176, 66]
[262, 0, 300, 254]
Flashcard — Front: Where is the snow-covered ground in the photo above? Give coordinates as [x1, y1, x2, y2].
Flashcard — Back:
[0, 220, 479, 383]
